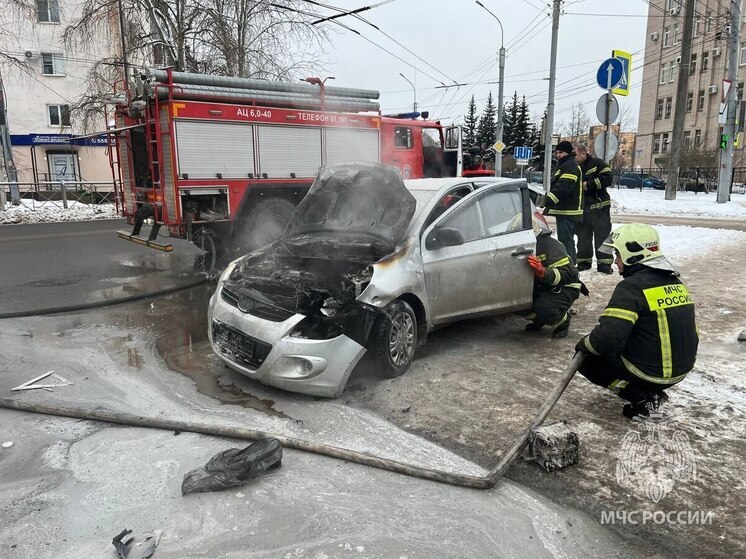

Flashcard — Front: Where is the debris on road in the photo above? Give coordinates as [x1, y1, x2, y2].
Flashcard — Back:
[2, 441, 13, 449]
[181, 438, 282, 495]
[528, 423, 580, 472]
[11, 371, 74, 392]
[738, 329, 746, 342]
[112, 528, 162, 559]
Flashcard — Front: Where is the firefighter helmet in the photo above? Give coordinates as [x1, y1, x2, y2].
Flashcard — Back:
[508, 213, 552, 236]
[599, 223, 677, 273]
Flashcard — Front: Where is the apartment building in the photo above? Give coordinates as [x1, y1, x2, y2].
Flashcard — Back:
[636, 0, 745, 169]
[0, 0, 118, 185]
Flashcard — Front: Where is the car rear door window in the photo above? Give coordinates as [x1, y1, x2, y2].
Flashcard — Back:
[478, 190, 524, 236]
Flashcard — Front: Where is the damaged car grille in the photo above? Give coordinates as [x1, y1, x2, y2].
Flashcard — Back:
[211, 320, 273, 370]
[221, 286, 294, 322]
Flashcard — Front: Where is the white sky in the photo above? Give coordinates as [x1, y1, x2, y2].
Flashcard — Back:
[319, 0, 649, 130]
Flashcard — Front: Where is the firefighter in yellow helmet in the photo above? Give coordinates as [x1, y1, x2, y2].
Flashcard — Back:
[575, 224, 699, 418]
[514, 214, 585, 338]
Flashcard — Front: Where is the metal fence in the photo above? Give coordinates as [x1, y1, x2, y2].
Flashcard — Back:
[0, 181, 121, 211]
[612, 167, 746, 194]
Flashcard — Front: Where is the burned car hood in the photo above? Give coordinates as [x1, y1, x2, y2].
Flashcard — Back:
[284, 162, 417, 253]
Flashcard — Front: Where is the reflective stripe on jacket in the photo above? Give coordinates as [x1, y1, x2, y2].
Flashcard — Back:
[535, 233, 581, 290]
[544, 155, 583, 218]
[584, 266, 698, 384]
[581, 156, 612, 210]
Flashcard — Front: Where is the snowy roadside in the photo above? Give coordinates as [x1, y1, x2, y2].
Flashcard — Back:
[0, 201, 118, 225]
[609, 188, 746, 219]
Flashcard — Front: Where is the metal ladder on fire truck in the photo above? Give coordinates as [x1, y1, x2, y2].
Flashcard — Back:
[116, 87, 173, 252]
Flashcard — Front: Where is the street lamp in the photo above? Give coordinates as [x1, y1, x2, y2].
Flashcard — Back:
[475, 0, 505, 177]
[399, 72, 417, 113]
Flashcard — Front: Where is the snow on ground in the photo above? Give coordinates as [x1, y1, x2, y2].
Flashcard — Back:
[0, 201, 117, 225]
[639, 224, 746, 260]
[609, 188, 746, 219]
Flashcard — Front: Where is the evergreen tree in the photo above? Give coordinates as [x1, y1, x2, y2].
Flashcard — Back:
[476, 91, 498, 151]
[463, 95, 479, 149]
[514, 96, 532, 147]
[502, 91, 520, 149]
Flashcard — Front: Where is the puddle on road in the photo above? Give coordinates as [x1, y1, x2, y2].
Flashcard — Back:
[140, 284, 288, 418]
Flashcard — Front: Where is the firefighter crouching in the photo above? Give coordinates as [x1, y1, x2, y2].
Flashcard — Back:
[543, 140, 583, 263]
[574, 145, 614, 274]
[574, 224, 699, 418]
[516, 215, 585, 339]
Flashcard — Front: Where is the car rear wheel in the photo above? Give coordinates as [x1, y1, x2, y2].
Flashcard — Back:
[372, 300, 417, 378]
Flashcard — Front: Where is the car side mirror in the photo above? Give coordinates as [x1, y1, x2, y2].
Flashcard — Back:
[426, 226, 464, 250]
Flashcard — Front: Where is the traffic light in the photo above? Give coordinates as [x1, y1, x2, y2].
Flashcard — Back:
[720, 134, 728, 149]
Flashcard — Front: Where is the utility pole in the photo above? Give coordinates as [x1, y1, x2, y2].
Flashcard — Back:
[717, 0, 741, 203]
[542, 0, 561, 189]
[117, 0, 129, 85]
[666, 0, 695, 201]
[475, 1, 505, 177]
[399, 72, 417, 113]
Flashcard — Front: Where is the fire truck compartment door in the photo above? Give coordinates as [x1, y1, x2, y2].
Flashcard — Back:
[258, 126, 322, 178]
[175, 120, 255, 179]
[325, 128, 380, 165]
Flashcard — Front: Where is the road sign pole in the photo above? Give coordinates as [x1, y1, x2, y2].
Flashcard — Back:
[542, 0, 562, 190]
[604, 89, 612, 162]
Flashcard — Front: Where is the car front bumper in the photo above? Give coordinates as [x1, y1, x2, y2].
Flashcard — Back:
[207, 287, 366, 398]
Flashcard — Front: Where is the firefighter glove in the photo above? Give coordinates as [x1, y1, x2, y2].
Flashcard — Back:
[575, 336, 591, 354]
[527, 255, 546, 279]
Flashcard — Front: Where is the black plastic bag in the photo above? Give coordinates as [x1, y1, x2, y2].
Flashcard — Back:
[181, 438, 282, 496]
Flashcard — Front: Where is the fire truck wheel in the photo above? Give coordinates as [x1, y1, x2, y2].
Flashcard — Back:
[193, 228, 218, 277]
[239, 198, 296, 251]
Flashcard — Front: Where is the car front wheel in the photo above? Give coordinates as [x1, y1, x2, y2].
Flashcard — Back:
[372, 300, 417, 378]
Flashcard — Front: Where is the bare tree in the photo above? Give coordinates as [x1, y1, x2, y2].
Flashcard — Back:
[61, 0, 330, 130]
[616, 104, 636, 132]
[559, 103, 592, 146]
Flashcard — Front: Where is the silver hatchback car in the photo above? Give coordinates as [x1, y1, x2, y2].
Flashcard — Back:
[208, 162, 538, 397]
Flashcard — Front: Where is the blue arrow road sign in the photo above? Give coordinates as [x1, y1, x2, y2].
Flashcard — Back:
[596, 58, 624, 91]
[514, 146, 533, 160]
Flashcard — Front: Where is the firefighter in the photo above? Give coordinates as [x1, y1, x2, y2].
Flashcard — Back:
[543, 141, 583, 263]
[574, 146, 613, 274]
[519, 214, 583, 338]
[574, 224, 698, 418]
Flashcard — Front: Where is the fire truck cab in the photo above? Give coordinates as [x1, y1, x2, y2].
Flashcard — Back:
[111, 69, 490, 271]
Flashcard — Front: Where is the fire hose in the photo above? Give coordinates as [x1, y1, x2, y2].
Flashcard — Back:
[0, 353, 584, 489]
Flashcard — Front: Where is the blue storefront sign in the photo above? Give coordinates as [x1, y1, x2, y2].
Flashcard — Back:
[9, 133, 110, 147]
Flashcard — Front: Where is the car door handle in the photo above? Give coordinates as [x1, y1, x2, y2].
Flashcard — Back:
[511, 247, 534, 257]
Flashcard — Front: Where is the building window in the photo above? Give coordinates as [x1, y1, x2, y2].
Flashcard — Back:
[705, 11, 712, 33]
[686, 91, 693, 112]
[653, 135, 662, 154]
[694, 16, 701, 37]
[663, 27, 670, 47]
[701, 51, 709, 72]
[669, 61, 676, 82]
[684, 130, 691, 147]
[48, 104, 71, 127]
[665, 0, 677, 10]
[689, 53, 696, 75]
[36, 0, 60, 23]
[741, 42, 746, 66]
[41, 53, 65, 75]
[673, 23, 680, 44]
[662, 133, 670, 153]
[694, 129, 701, 147]
[659, 63, 667, 84]
[698, 89, 705, 111]
[655, 98, 664, 120]
[665, 97, 673, 119]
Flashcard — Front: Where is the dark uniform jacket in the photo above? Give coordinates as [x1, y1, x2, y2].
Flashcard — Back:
[535, 233, 581, 292]
[581, 156, 612, 210]
[582, 265, 698, 385]
[544, 155, 583, 220]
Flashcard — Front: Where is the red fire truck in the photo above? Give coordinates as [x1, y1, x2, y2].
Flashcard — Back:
[110, 69, 492, 270]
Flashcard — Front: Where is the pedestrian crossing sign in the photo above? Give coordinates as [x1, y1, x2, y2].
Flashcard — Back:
[612, 50, 631, 97]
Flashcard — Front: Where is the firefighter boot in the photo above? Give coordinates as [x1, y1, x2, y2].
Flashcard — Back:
[597, 264, 614, 275]
[622, 390, 669, 419]
[525, 321, 544, 333]
[577, 261, 592, 272]
[551, 315, 571, 339]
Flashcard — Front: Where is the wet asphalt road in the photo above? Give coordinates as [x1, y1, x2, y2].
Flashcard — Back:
[0, 219, 203, 315]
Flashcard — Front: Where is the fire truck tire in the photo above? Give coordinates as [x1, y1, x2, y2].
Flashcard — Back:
[193, 228, 218, 276]
[239, 198, 296, 251]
